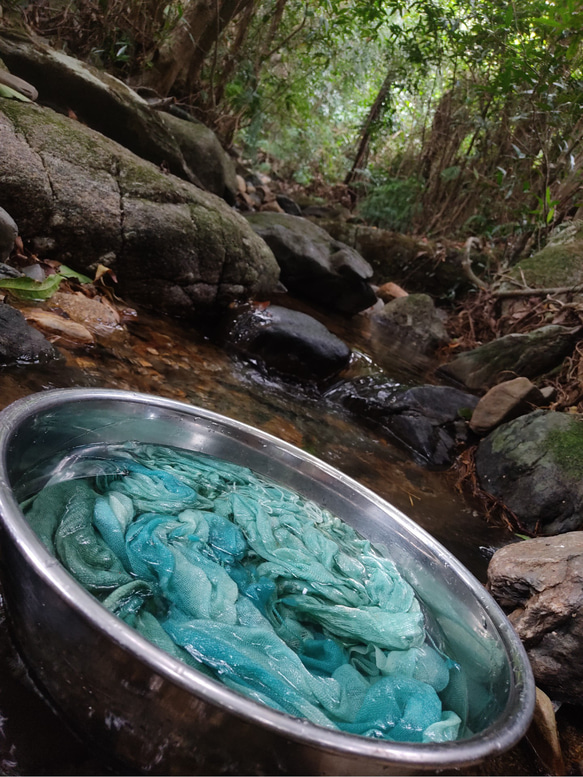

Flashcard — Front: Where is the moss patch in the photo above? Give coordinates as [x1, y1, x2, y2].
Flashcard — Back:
[2, 100, 116, 170]
[544, 417, 583, 478]
[512, 238, 583, 289]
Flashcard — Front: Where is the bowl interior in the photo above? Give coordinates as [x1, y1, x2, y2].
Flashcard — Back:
[0, 390, 534, 757]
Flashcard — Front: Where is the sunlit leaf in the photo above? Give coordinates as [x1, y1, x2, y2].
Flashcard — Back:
[0, 84, 32, 102]
[0, 273, 62, 300]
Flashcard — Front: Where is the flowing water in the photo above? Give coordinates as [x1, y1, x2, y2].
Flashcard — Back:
[0, 296, 570, 775]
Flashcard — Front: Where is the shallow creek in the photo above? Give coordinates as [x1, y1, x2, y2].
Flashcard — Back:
[0, 297, 579, 775]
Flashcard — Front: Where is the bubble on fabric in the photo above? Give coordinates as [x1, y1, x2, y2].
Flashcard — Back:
[24, 441, 463, 743]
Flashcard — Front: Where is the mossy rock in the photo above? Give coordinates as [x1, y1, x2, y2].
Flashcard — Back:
[510, 222, 583, 290]
[161, 113, 238, 204]
[476, 410, 583, 534]
[372, 293, 450, 355]
[0, 99, 279, 317]
[0, 31, 195, 184]
[438, 325, 580, 390]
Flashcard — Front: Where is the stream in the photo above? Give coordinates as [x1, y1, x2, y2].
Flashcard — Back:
[0, 295, 578, 775]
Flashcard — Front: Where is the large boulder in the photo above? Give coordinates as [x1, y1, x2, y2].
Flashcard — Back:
[438, 325, 579, 390]
[0, 99, 279, 317]
[223, 304, 351, 381]
[160, 113, 238, 204]
[0, 32, 239, 206]
[488, 532, 583, 704]
[0, 31, 196, 185]
[476, 410, 583, 535]
[0, 304, 61, 365]
[245, 213, 376, 315]
[372, 293, 450, 355]
[329, 378, 478, 467]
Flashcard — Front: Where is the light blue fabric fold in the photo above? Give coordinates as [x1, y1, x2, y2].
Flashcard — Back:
[24, 442, 463, 743]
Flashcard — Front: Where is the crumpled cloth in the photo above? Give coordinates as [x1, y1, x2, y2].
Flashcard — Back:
[24, 442, 462, 742]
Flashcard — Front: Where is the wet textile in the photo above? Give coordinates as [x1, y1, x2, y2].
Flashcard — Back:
[24, 442, 462, 742]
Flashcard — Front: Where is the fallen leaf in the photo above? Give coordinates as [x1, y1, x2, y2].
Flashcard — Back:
[22, 308, 94, 345]
[94, 264, 118, 283]
[0, 273, 62, 300]
[58, 264, 92, 284]
[0, 83, 31, 102]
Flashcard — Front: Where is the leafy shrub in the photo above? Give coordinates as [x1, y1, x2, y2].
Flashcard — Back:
[357, 177, 423, 233]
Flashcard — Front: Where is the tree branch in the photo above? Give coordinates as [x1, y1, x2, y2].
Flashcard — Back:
[493, 283, 583, 298]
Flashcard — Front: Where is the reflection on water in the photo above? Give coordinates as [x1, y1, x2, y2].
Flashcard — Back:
[0, 299, 540, 775]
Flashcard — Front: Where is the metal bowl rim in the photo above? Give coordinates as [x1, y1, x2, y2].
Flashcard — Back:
[0, 388, 536, 767]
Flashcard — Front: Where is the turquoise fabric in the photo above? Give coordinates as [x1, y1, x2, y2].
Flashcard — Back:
[24, 442, 462, 743]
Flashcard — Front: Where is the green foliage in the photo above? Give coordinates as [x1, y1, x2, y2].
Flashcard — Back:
[0, 84, 32, 102]
[0, 265, 91, 301]
[357, 176, 423, 233]
[0, 273, 63, 300]
[25, 0, 183, 76]
[531, 186, 560, 228]
[58, 264, 93, 284]
[24, 0, 583, 238]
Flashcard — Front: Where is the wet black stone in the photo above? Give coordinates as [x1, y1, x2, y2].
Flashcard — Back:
[0, 304, 61, 366]
[330, 377, 479, 468]
[224, 304, 351, 381]
[275, 195, 302, 216]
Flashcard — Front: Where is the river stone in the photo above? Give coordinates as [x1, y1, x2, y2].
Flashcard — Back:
[377, 282, 408, 301]
[469, 377, 547, 435]
[0, 263, 23, 279]
[330, 377, 478, 467]
[438, 325, 579, 390]
[276, 194, 302, 216]
[245, 212, 376, 315]
[476, 410, 583, 534]
[224, 304, 351, 381]
[487, 532, 583, 704]
[372, 293, 450, 355]
[160, 113, 238, 204]
[0, 304, 61, 365]
[526, 688, 565, 776]
[0, 99, 279, 317]
[0, 205, 17, 262]
[49, 291, 122, 338]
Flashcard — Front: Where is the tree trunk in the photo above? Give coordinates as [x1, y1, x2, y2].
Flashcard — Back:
[213, 0, 257, 106]
[151, 0, 253, 96]
[344, 71, 392, 186]
[185, 0, 253, 90]
[152, 0, 215, 95]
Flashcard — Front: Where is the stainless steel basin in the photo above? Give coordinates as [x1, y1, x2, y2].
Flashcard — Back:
[0, 388, 534, 775]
